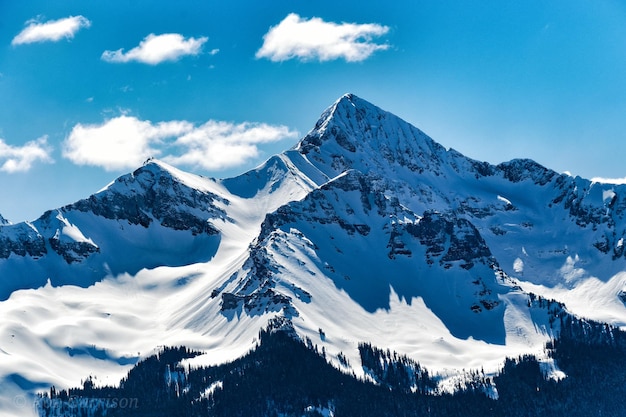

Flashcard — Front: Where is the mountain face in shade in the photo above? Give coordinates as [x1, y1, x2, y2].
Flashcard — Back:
[2, 94, 626, 416]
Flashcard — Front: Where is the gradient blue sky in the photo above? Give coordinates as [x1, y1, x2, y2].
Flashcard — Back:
[2, 0, 626, 222]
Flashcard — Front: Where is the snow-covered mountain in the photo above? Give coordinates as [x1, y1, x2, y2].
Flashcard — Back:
[0, 161, 228, 299]
[2, 94, 626, 416]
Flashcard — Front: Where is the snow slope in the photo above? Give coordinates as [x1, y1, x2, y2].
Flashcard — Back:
[1, 94, 626, 416]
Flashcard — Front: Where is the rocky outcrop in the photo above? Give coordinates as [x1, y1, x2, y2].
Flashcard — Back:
[0, 223, 47, 259]
[68, 162, 228, 236]
[405, 211, 494, 269]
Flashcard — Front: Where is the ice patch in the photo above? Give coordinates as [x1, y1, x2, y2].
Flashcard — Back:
[56, 213, 95, 245]
[602, 189, 616, 202]
[497, 195, 512, 206]
[559, 255, 586, 284]
[513, 258, 524, 274]
[200, 380, 223, 399]
[539, 358, 566, 382]
[304, 405, 335, 417]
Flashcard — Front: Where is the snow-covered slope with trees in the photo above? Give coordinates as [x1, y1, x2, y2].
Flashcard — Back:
[2, 94, 626, 416]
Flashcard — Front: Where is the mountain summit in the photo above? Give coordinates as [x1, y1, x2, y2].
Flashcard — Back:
[297, 93, 449, 178]
[2, 94, 626, 416]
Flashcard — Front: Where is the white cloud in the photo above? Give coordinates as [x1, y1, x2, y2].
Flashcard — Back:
[0, 136, 53, 173]
[102, 33, 208, 65]
[591, 177, 626, 185]
[63, 116, 193, 171]
[62, 116, 298, 171]
[12, 15, 91, 45]
[256, 13, 390, 62]
[165, 121, 299, 170]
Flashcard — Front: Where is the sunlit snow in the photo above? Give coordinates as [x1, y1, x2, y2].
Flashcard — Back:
[2, 94, 626, 416]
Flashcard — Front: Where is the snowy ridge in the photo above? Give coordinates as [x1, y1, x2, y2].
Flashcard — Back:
[2, 94, 626, 415]
[0, 160, 231, 299]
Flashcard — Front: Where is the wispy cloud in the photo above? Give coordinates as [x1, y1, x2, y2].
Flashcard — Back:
[0, 136, 53, 173]
[62, 116, 298, 171]
[102, 33, 208, 65]
[12, 15, 91, 45]
[165, 121, 299, 170]
[256, 13, 390, 62]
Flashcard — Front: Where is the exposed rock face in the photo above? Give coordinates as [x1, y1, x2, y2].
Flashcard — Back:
[496, 159, 557, 185]
[0, 223, 47, 259]
[405, 211, 493, 269]
[47, 235, 100, 264]
[68, 162, 227, 236]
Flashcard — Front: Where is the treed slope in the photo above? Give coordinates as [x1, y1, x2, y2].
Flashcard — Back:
[42, 314, 626, 417]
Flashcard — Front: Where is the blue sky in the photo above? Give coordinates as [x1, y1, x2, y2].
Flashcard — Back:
[2, 1, 626, 222]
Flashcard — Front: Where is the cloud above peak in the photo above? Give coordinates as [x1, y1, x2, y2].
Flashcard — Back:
[590, 177, 626, 185]
[102, 33, 208, 65]
[12, 15, 91, 45]
[63, 116, 192, 171]
[256, 13, 390, 62]
[165, 120, 298, 170]
[62, 116, 298, 171]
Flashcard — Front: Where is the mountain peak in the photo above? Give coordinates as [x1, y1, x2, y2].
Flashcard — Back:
[333, 92, 362, 109]
[327, 93, 382, 122]
[336, 92, 356, 103]
[301, 93, 386, 137]
[0, 213, 9, 226]
[137, 157, 180, 176]
[119, 157, 216, 193]
[296, 94, 446, 178]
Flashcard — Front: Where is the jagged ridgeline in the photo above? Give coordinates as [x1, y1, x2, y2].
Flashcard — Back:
[4, 94, 626, 416]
